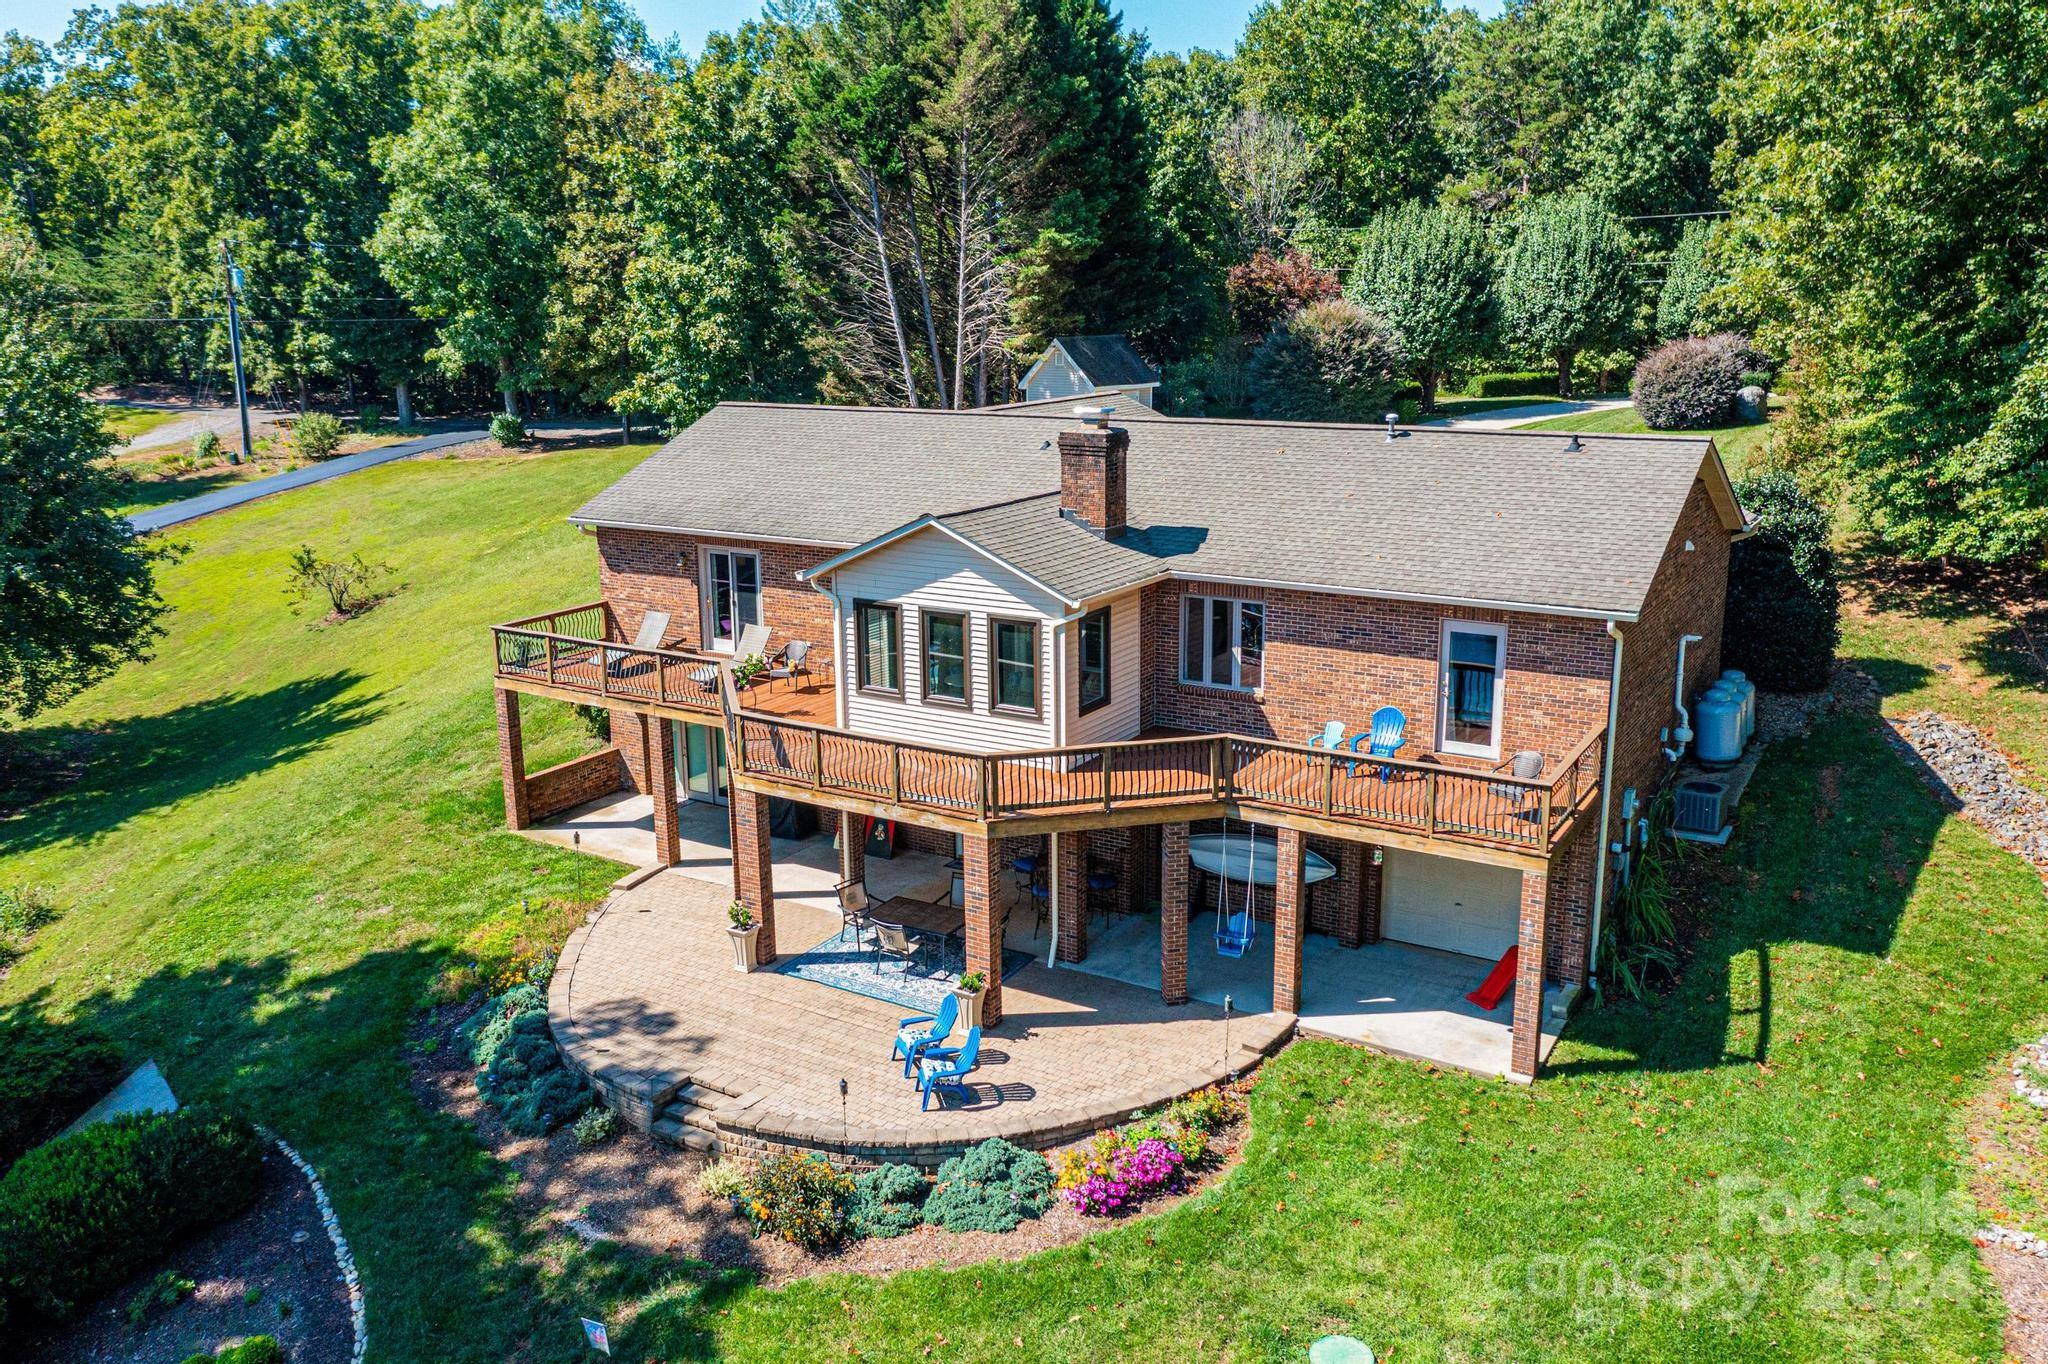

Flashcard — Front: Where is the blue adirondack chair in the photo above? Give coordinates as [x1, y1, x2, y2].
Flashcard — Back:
[1347, 705, 1407, 781]
[1307, 720, 1346, 751]
[916, 1027, 983, 1110]
[1214, 905, 1255, 958]
[891, 992, 959, 1077]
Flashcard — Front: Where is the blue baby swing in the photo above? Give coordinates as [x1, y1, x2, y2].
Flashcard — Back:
[1213, 825, 1257, 958]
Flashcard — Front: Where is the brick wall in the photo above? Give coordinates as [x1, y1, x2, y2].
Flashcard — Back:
[595, 528, 839, 668]
[1141, 580, 1611, 768]
[526, 749, 626, 822]
[1544, 822, 1598, 985]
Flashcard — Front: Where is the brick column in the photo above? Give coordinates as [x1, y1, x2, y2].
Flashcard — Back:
[733, 790, 777, 964]
[495, 689, 529, 830]
[1361, 846, 1383, 944]
[963, 832, 1004, 1026]
[1331, 840, 1367, 948]
[1055, 831, 1089, 963]
[1274, 827, 1305, 1014]
[649, 717, 681, 868]
[1510, 865, 1549, 1080]
[1161, 822, 1190, 1005]
[838, 810, 866, 887]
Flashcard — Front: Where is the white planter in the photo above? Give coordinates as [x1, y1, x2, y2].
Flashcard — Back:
[954, 986, 985, 1031]
[729, 924, 760, 973]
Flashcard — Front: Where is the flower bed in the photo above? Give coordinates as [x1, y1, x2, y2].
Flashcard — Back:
[1053, 1082, 1248, 1218]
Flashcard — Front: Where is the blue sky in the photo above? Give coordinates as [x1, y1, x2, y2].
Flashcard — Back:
[10, 0, 1501, 58]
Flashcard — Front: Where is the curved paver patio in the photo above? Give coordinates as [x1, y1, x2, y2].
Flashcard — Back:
[550, 869, 1292, 1163]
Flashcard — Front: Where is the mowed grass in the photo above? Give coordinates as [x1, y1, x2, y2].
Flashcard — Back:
[3, 451, 2046, 1360]
[1513, 402, 1779, 474]
[99, 402, 183, 443]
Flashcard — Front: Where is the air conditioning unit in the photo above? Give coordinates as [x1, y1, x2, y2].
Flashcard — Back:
[1672, 779, 1730, 843]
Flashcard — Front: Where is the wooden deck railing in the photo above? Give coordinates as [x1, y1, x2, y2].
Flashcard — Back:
[492, 602, 723, 711]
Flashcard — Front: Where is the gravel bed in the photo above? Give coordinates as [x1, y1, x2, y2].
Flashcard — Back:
[1883, 709, 2048, 879]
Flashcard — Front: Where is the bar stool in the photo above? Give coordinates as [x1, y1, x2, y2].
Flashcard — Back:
[1085, 865, 1119, 923]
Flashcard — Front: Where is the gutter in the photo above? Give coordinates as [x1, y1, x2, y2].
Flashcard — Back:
[804, 572, 849, 729]
[1587, 619, 1625, 981]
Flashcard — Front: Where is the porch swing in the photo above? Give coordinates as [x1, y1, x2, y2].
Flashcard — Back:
[1213, 826, 1257, 958]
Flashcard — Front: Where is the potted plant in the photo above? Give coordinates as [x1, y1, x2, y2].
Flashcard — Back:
[732, 652, 767, 688]
[728, 900, 760, 973]
[953, 970, 987, 1030]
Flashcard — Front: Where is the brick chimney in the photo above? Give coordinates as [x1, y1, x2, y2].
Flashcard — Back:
[1058, 406, 1129, 538]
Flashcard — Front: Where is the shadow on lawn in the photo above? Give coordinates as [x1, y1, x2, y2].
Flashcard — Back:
[114, 469, 246, 514]
[1847, 544, 2048, 696]
[1555, 715, 1944, 1077]
[6, 943, 756, 1363]
[0, 672, 379, 858]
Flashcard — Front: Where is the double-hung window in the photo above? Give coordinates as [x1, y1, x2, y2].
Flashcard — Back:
[1438, 620, 1506, 758]
[989, 618, 1041, 715]
[1076, 607, 1111, 714]
[1179, 595, 1264, 690]
[856, 601, 901, 695]
[921, 610, 967, 705]
[705, 549, 760, 650]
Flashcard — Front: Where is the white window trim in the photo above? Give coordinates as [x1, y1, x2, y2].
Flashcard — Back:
[1180, 594, 1264, 692]
[1437, 619, 1508, 760]
[701, 547, 762, 652]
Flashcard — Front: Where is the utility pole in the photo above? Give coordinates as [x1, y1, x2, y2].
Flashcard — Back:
[220, 240, 252, 466]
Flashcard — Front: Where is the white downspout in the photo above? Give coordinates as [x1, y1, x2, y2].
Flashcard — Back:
[1663, 633, 1703, 762]
[804, 574, 848, 729]
[1588, 619, 1625, 980]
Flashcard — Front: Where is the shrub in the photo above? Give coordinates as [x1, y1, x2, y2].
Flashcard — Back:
[1724, 471, 1840, 692]
[1164, 1085, 1239, 1134]
[490, 412, 526, 447]
[1632, 333, 1749, 429]
[0, 883, 59, 946]
[849, 1162, 930, 1239]
[182, 1338, 284, 1364]
[697, 1157, 748, 1200]
[293, 411, 345, 461]
[571, 1106, 619, 1149]
[457, 983, 548, 1069]
[192, 430, 223, 463]
[1247, 300, 1406, 424]
[922, 1137, 1053, 1233]
[0, 1108, 264, 1323]
[358, 404, 383, 433]
[475, 1009, 591, 1136]
[127, 1268, 195, 1326]
[1452, 369, 1555, 399]
[742, 1153, 853, 1248]
[0, 1015, 124, 1171]
[283, 544, 394, 619]
[1224, 246, 1338, 344]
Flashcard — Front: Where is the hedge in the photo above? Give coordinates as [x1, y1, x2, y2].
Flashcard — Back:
[0, 1108, 265, 1325]
[1724, 471, 1840, 692]
[0, 1016, 125, 1172]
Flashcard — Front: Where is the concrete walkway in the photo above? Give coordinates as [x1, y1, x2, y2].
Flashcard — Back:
[127, 428, 484, 533]
[1421, 397, 1632, 431]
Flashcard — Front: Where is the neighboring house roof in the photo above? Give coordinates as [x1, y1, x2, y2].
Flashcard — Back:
[979, 392, 1172, 420]
[570, 403, 1743, 620]
[1026, 334, 1159, 390]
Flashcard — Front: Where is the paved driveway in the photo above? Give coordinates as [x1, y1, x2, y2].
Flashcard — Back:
[127, 429, 484, 533]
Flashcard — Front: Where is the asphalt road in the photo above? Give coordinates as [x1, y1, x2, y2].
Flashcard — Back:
[126, 428, 485, 533]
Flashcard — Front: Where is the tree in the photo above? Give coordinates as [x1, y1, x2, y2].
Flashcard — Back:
[0, 235, 165, 724]
[1496, 194, 1633, 396]
[1246, 298, 1405, 422]
[1224, 246, 1337, 345]
[1210, 107, 1318, 257]
[373, 0, 638, 415]
[1346, 200, 1494, 411]
[1655, 216, 1718, 340]
[1236, 0, 1448, 225]
[1137, 50, 1238, 347]
[1718, 0, 2048, 563]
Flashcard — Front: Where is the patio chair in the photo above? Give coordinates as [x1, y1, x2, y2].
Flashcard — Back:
[916, 1027, 983, 1110]
[836, 876, 875, 949]
[1488, 750, 1546, 823]
[1346, 705, 1407, 781]
[764, 639, 813, 692]
[733, 622, 771, 663]
[604, 610, 669, 679]
[1307, 720, 1346, 751]
[872, 920, 921, 974]
[891, 992, 960, 1077]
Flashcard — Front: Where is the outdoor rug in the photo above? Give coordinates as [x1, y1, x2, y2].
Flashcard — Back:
[773, 927, 1035, 1013]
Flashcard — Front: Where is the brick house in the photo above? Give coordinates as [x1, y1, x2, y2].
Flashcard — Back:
[492, 399, 1747, 1082]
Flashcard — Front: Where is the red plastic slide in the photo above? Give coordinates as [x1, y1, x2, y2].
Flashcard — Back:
[1465, 945, 1519, 1011]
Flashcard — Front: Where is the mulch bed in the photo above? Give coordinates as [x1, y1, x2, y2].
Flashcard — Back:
[16, 1145, 352, 1364]
[408, 996, 1246, 1288]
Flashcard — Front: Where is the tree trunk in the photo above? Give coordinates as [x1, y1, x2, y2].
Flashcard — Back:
[498, 355, 519, 416]
[1418, 368, 1438, 414]
[898, 145, 947, 408]
[295, 374, 311, 415]
[952, 134, 970, 411]
[620, 410, 632, 444]
[394, 380, 414, 428]
[862, 170, 919, 408]
[1555, 349, 1576, 400]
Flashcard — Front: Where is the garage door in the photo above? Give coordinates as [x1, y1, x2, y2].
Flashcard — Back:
[1379, 850, 1521, 959]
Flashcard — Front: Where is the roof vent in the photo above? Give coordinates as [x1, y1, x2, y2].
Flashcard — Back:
[1074, 404, 1113, 429]
[1564, 433, 1583, 452]
[1383, 411, 1400, 442]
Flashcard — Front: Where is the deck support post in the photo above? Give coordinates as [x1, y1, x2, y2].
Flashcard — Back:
[1055, 831, 1088, 963]
[733, 790, 777, 964]
[1274, 827, 1305, 1014]
[962, 832, 1004, 1026]
[838, 810, 866, 887]
[1510, 865, 1549, 1080]
[1332, 840, 1367, 948]
[647, 716, 681, 868]
[1161, 823, 1190, 1005]
[495, 688, 530, 830]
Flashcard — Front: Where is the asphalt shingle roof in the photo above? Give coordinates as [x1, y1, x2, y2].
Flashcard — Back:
[569, 403, 1733, 618]
[1053, 334, 1159, 388]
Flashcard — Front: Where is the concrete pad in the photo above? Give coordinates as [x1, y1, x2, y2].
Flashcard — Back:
[58, 1059, 178, 1139]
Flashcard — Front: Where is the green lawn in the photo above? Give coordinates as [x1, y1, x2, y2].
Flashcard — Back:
[98, 402, 184, 443]
[4, 450, 2046, 1361]
[1512, 402, 1779, 474]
